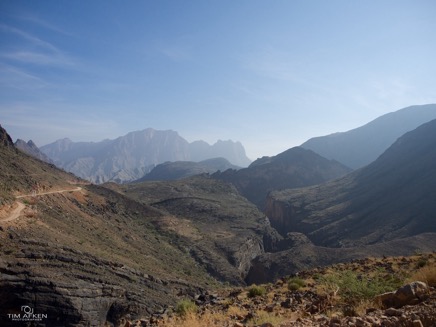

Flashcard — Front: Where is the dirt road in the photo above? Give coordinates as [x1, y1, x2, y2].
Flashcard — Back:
[0, 187, 82, 222]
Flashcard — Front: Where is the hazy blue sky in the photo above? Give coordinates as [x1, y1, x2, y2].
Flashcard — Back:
[1, 1, 435, 160]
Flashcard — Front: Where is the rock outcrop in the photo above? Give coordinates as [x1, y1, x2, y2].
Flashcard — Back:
[377, 281, 430, 309]
[0, 124, 14, 148]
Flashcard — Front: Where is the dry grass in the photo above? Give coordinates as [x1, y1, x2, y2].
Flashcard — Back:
[249, 310, 288, 326]
[161, 312, 228, 327]
[408, 261, 436, 287]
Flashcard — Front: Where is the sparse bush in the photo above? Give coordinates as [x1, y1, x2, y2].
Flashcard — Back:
[416, 258, 428, 268]
[288, 277, 306, 291]
[318, 269, 402, 305]
[175, 299, 197, 316]
[247, 285, 266, 298]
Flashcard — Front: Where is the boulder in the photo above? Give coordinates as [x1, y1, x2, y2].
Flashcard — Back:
[376, 281, 429, 308]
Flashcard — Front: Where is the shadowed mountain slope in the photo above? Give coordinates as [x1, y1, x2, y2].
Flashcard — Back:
[137, 157, 240, 181]
[213, 147, 351, 209]
[267, 119, 436, 247]
[301, 104, 436, 169]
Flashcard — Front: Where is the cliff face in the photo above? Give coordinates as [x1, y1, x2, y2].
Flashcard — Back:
[0, 239, 204, 326]
[264, 196, 295, 235]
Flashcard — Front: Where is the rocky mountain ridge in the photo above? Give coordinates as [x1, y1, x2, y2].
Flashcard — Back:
[14, 138, 53, 163]
[40, 128, 251, 183]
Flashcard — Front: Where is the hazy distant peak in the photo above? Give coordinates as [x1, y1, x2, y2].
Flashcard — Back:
[40, 128, 251, 182]
[301, 104, 436, 169]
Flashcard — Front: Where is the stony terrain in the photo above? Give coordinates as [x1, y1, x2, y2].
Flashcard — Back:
[134, 253, 436, 327]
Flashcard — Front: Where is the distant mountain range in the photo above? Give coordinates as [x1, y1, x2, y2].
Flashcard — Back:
[40, 128, 251, 183]
[267, 118, 436, 247]
[213, 147, 351, 209]
[301, 104, 436, 169]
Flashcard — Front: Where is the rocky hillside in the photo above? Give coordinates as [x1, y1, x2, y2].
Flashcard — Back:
[40, 128, 251, 183]
[1, 126, 262, 326]
[213, 147, 351, 209]
[122, 253, 436, 327]
[137, 157, 240, 181]
[267, 119, 436, 247]
[106, 176, 281, 285]
[301, 104, 436, 169]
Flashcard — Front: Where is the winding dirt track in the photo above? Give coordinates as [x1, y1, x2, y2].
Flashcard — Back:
[1, 202, 25, 222]
[0, 187, 82, 223]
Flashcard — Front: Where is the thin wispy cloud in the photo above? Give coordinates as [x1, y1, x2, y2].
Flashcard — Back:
[0, 24, 77, 68]
[0, 64, 51, 90]
[0, 24, 59, 53]
[16, 15, 74, 37]
[1, 51, 75, 67]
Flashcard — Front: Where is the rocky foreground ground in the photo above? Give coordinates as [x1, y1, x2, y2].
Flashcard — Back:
[117, 253, 435, 327]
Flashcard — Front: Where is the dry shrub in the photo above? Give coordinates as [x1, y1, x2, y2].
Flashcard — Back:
[352, 299, 382, 316]
[249, 310, 288, 326]
[408, 261, 436, 287]
[227, 304, 247, 317]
